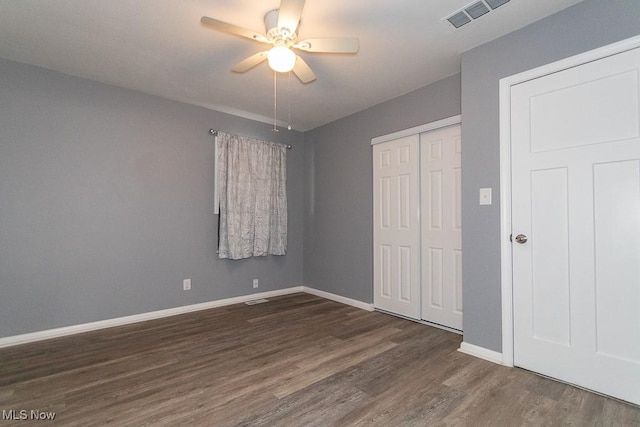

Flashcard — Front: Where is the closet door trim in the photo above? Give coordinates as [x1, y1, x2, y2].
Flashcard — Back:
[371, 115, 461, 146]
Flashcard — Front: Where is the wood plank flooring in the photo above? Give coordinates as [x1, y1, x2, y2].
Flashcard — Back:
[0, 293, 638, 426]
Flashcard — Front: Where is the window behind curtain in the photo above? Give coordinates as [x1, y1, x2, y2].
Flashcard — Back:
[216, 131, 287, 260]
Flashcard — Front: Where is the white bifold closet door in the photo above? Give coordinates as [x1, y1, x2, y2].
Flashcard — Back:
[420, 125, 463, 331]
[373, 135, 421, 319]
[373, 125, 462, 330]
[511, 45, 640, 405]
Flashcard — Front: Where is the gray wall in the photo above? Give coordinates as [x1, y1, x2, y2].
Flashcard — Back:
[461, 0, 640, 351]
[0, 58, 304, 338]
[303, 74, 461, 302]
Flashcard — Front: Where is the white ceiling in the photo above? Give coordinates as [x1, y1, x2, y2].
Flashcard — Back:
[0, 0, 583, 131]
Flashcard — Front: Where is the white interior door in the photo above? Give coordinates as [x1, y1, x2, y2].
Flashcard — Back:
[373, 135, 421, 319]
[511, 46, 640, 405]
[420, 125, 463, 330]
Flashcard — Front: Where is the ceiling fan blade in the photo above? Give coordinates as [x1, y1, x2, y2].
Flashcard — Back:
[292, 55, 316, 84]
[201, 16, 269, 44]
[277, 0, 305, 33]
[232, 51, 269, 73]
[294, 38, 359, 53]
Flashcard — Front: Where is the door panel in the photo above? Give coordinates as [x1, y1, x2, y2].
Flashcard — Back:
[421, 125, 463, 330]
[530, 168, 570, 345]
[593, 160, 640, 361]
[529, 69, 639, 152]
[511, 46, 640, 405]
[373, 135, 421, 319]
[428, 248, 443, 308]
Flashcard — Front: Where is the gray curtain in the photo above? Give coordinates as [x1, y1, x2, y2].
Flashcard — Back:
[216, 131, 287, 260]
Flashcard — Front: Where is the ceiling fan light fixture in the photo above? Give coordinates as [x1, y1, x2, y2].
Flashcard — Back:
[267, 45, 296, 72]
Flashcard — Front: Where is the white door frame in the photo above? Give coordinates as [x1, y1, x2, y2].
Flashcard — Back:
[499, 34, 640, 367]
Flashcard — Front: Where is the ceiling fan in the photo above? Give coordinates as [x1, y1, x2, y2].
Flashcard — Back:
[201, 0, 359, 84]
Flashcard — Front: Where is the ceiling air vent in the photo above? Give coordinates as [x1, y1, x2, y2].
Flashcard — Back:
[465, 1, 490, 19]
[485, 0, 510, 9]
[447, 11, 472, 29]
[443, 0, 510, 30]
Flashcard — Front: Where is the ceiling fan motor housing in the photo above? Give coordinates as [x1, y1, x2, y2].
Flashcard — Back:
[265, 9, 297, 45]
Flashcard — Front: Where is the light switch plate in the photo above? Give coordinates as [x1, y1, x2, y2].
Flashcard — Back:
[479, 188, 492, 205]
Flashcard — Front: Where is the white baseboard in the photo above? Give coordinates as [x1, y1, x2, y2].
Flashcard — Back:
[3, 287, 507, 355]
[0, 287, 304, 349]
[0, 286, 376, 349]
[458, 341, 504, 365]
[302, 286, 374, 312]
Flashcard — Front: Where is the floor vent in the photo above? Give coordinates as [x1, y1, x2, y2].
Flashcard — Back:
[245, 299, 269, 305]
[444, 0, 510, 29]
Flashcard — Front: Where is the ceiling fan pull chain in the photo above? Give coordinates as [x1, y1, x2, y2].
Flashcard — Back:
[287, 71, 292, 131]
[272, 70, 279, 132]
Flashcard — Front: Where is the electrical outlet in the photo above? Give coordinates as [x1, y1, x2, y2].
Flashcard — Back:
[183, 279, 191, 290]
[252, 279, 259, 289]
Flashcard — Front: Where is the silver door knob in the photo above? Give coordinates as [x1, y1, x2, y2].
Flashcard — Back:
[515, 234, 528, 244]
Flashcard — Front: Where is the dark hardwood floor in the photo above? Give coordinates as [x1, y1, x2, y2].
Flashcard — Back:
[0, 293, 638, 426]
